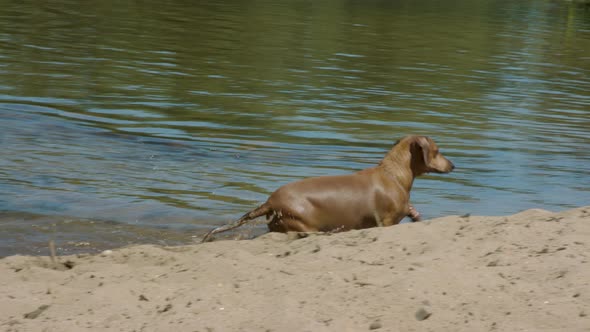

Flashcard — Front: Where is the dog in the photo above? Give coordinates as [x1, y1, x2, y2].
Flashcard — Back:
[202, 135, 454, 242]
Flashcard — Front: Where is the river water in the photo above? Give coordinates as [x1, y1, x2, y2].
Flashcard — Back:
[1, 0, 589, 256]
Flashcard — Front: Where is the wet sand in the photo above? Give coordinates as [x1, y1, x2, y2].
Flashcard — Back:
[1, 206, 589, 331]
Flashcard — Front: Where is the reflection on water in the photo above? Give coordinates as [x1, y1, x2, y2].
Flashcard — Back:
[1, 0, 589, 256]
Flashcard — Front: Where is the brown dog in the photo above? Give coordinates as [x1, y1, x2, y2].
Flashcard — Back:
[202, 135, 454, 242]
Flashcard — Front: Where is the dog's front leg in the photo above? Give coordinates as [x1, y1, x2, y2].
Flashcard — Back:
[408, 204, 421, 222]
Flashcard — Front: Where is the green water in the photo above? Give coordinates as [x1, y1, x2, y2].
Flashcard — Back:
[1, 0, 589, 256]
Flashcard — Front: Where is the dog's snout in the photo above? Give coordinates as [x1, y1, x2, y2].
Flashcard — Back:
[450, 162, 455, 171]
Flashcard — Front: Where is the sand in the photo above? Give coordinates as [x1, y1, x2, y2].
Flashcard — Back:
[1, 206, 589, 332]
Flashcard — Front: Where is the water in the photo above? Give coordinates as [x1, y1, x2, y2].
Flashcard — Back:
[1, 0, 589, 256]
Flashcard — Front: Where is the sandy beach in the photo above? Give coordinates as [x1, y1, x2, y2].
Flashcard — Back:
[1, 206, 589, 332]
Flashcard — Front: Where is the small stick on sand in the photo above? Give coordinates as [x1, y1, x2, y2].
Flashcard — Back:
[48, 240, 57, 267]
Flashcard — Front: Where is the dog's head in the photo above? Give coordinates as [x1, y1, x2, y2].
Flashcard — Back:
[406, 136, 455, 175]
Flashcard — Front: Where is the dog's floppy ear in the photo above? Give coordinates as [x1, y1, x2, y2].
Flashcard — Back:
[415, 136, 432, 166]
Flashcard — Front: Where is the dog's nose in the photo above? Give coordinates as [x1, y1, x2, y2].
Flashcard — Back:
[450, 162, 455, 171]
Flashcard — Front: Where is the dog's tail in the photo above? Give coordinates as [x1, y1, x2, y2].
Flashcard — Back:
[240, 202, 272, 221]
[201, 202, 272, 243]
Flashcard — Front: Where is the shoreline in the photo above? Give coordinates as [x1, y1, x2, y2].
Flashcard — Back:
[1, 206, 589, 331]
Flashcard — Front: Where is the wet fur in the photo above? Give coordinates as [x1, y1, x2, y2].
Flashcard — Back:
[202, 135, 454, 242]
